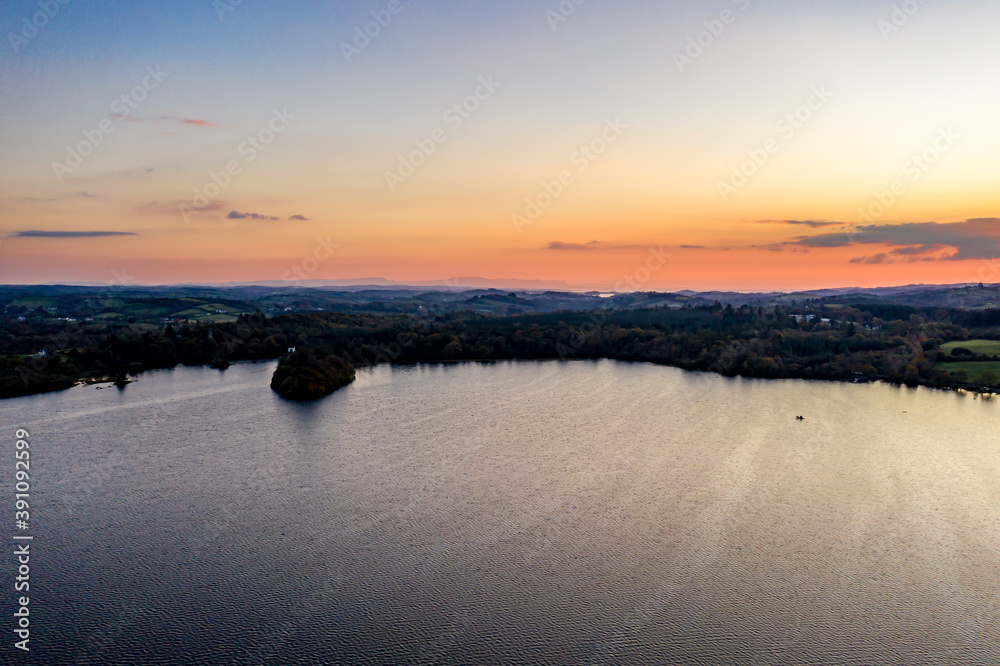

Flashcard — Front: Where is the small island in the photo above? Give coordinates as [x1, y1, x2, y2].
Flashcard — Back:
[5, 286, 1000, 401]
[270, 349, 356, 401]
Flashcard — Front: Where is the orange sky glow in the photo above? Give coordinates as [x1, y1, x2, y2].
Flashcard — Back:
[2, 2, 999, 291]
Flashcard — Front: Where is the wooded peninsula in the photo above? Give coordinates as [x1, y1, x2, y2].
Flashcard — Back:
[4, 285, 1000, 400]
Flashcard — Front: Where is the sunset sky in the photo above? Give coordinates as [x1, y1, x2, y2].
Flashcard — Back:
[1, 0, 999, 291]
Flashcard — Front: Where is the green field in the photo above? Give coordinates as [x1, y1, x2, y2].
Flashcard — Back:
[5, 294, 253, 324]
[936, 361, 1000, 385]
[197, 314, 240, 323]
[8, 298, 59, 308]
[940, 340, 1000, 356]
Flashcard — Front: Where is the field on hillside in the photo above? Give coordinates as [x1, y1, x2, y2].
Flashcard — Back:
[936, 361, 1000, 385]
[940, 340, 1000, 356]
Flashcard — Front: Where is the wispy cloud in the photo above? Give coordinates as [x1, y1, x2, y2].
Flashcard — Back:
[6, 192, 96, 203]
[228, 210, 279, 221]
[289, 215, 311, 221]
[546, 240, 649, 251]
[142, 199, 226, 216]
[849, 254, 899, 265]
[547, 240, 601, 250]
[755, 219, 843, 229]
[891, 244, 942, 256]
[7, 196, 57, 203]
[112, 115, 219, 127]
[11, 231, 137, 238]
[774, 218, 1000, 263]
[176, 118, 218, 127]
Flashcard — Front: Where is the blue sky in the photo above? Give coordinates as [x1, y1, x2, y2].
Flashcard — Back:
[2, 0, 999, 288]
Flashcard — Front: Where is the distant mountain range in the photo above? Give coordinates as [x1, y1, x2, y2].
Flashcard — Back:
[3, 280, 1000, 320]
[213, 277, 578, 291]
[16, 277, 992, 297]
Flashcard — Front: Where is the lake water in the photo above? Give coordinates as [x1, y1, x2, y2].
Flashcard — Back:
[2, 360, 999, 664]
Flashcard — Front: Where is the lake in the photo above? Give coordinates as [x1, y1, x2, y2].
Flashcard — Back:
[2, 360, 999, 664]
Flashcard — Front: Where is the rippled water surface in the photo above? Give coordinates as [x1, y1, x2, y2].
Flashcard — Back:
[2, 360, 1000, 664]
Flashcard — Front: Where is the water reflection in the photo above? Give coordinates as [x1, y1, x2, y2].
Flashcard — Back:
[2, 360, 998, 665]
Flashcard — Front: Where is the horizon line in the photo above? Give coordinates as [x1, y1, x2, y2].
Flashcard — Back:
[0, 278, 992, 296]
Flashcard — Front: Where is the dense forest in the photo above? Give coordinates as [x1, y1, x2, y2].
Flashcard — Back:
[270, 349, 356, 401]
[4, 299, 1000, 399]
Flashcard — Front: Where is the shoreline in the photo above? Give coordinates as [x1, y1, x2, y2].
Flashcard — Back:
[6, 355, 999, 402]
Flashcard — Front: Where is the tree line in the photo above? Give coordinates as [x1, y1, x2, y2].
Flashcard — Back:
[2, 303, 999, 399]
